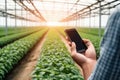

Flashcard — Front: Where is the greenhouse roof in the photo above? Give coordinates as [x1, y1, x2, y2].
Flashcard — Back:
[0, 0, 120, 22]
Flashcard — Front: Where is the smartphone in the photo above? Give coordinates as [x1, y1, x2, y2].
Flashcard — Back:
[65, 28, 87, 53]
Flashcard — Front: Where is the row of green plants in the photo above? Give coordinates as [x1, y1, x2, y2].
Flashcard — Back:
[0, 30, 21, 37]
[0, 27, 16, 31]
[32, 29, 83, 80]
[76, 27, 104, 36]
[0, 27, 39, 31]
[0, 27, 42, 37]
[0, 29, 48, 80]
[0, 28, 42, 48]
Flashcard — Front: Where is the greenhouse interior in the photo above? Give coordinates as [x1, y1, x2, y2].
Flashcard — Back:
[0, 0, 120, 80]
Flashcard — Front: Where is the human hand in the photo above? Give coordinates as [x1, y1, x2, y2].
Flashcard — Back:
[66, 37, 97, 80]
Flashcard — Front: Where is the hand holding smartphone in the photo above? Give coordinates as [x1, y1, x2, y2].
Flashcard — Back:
[65, 28, 87, 53]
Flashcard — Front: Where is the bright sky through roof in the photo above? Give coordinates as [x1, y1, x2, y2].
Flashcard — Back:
[0, 0, 118, 27]
[33, 0, 97, 21]
[46, 22, 63, 27]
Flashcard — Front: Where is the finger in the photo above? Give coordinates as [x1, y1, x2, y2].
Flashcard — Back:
[70, 42, 87, 65]
[70, 43, 87, 65]
[83, 39, 91, 47]
[83, 39, 90, 43]
[68, 41, 72, 46]
[65, 36, 68, 40]
[66, 36, 69, 41]
[66, 36, 72, 46]
[71, 42, 77, 53]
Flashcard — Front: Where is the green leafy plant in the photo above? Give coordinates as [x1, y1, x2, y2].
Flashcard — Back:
[0, 28, 42, 48]
[32, 29, 83, 80]
[0, 27, 38, 37]
[0, 29, 47, 79]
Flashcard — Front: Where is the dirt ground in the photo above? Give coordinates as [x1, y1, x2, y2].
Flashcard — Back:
[5, 33, 47, 80]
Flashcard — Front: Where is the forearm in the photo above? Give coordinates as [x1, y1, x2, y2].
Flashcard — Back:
[81, 60, 96, 80]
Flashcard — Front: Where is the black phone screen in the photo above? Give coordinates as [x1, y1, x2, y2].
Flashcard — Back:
[65, 28, 87, 53]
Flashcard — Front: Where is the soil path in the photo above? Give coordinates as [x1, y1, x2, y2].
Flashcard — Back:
[5, 32, 47, 80]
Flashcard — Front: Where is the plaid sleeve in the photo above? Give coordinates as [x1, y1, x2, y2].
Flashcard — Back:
[88, 6, 120, 80]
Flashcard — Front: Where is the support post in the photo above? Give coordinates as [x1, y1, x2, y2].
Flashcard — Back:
[89, 8, 91, 31]
[5, 0, 8, 36]
[76, 7, 77, 27]
[99, 1, 102, 37]
[26, 11, 27, 27]
[94, 15, 95, 28]
[15, 0, 17, 28]
[79, 15, 81, 27]
[21, 7, 23, 27]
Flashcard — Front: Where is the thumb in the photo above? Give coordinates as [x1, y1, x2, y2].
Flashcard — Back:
[71, 42, 77, 54]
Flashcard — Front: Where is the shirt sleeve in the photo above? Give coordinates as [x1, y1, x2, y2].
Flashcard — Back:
[88, 6, 120, 80]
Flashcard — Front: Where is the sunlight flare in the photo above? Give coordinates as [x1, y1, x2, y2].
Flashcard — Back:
[46, 22, 62, 27]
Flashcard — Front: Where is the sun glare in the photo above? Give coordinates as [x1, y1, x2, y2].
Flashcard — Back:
[46, 22, 62, 27]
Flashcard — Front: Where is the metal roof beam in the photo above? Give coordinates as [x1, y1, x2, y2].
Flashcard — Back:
[14, 0, 46, 22]
[0, 9, 37, 22]
[60, 0, 120, 22]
